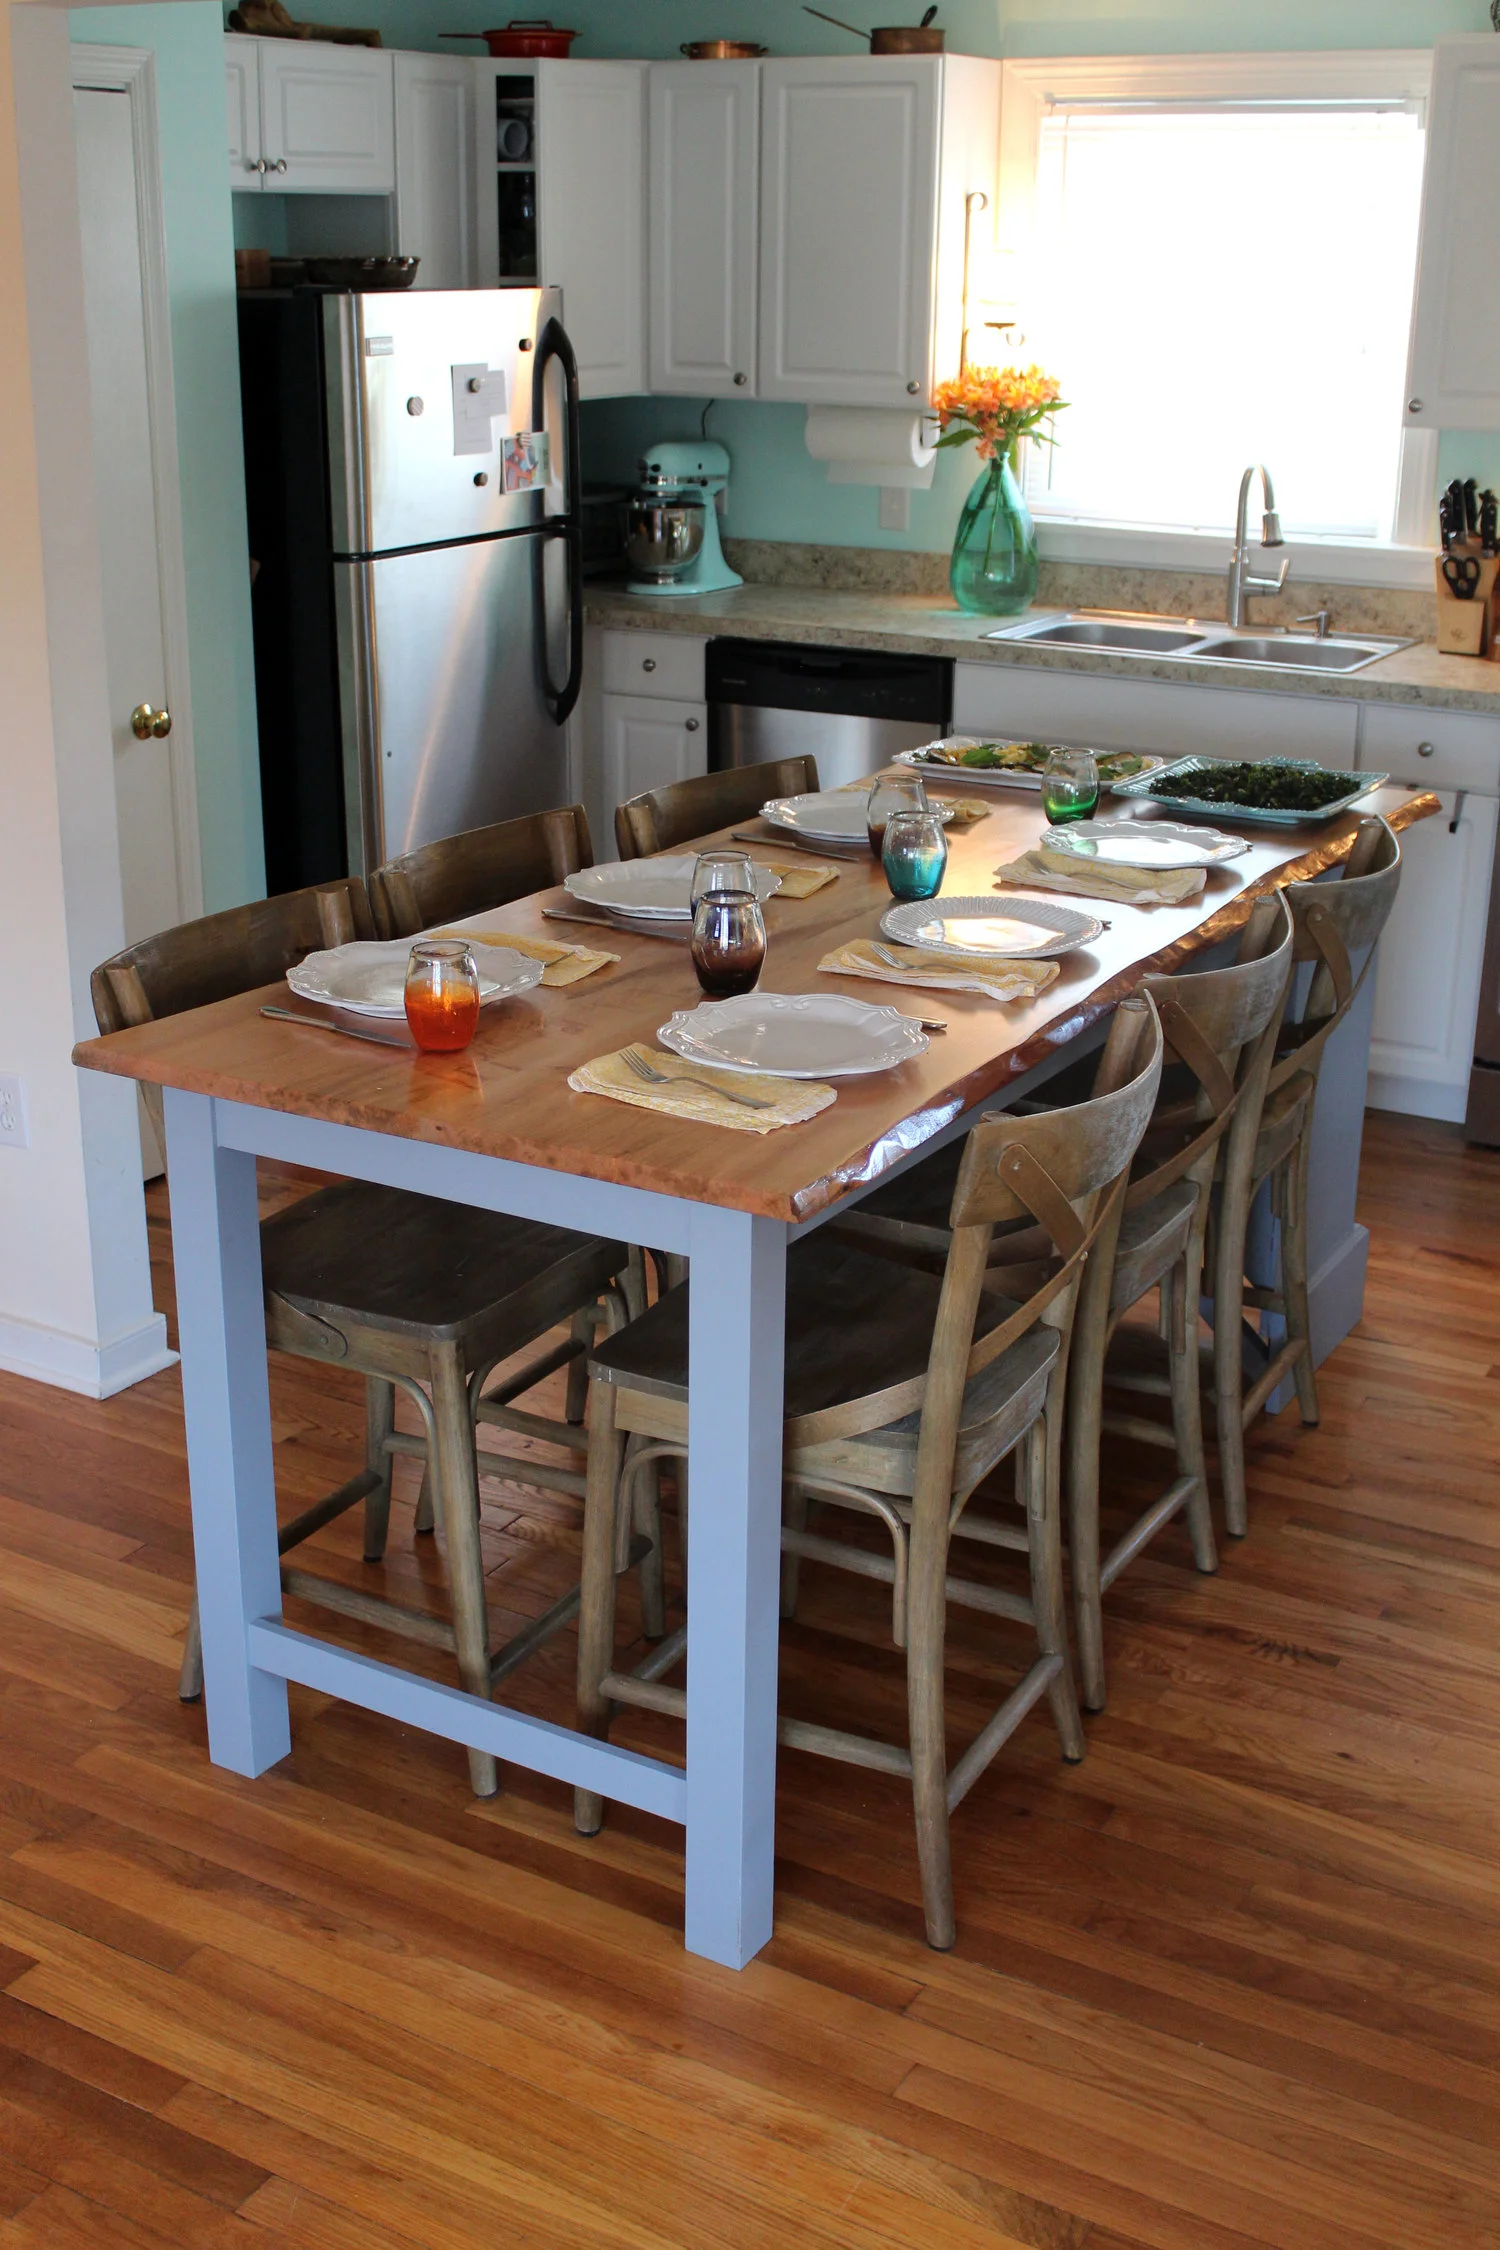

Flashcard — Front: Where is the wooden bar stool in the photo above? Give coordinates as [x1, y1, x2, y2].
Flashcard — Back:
[572, 999, 1163, 1949]
[368, 803, 594, 938]
[92, 877, 633, 1796]
[1062, 895, 1293, 1707]
[1209, 817, 1403, 1534]
[613, 756, 820, 860]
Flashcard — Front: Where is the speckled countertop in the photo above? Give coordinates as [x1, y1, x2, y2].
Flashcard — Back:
[584, 582, 1500, 720]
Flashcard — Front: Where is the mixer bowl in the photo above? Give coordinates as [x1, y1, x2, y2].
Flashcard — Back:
[625, 497, 705, 583]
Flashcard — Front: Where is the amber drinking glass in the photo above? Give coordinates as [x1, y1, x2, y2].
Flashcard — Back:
[1041, 746, 1101, 825]
[866, 771, 928, 859]
[404, 939, 481, 1051]
[690, 890, 766, 998]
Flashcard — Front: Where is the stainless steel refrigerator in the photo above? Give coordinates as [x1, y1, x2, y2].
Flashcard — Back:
[239, 286, 582, 891]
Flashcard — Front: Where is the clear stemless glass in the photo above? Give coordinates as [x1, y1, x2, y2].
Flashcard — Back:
[404, 938, 481, 1052]
[882, 808, 949, 901]
[690, 848, 756, 909]
[1041, 746, 1101, 825]
[867, 770, 928, 860]
[690, 890, 766, 998]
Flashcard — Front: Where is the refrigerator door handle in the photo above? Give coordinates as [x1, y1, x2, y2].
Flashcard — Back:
[533, 315, 584, 727]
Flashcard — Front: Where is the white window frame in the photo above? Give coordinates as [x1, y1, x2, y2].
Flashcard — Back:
[993, 50, 1437, 589]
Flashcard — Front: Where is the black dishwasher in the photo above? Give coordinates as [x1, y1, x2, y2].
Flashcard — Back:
[706, 639, 951, 792]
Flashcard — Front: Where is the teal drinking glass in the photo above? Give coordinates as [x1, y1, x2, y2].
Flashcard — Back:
[882, 809, 949, 901]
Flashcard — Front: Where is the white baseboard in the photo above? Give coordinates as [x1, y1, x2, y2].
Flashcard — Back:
[1366, 1072, 1467, 1124]
[0, 1308, 176, 1398]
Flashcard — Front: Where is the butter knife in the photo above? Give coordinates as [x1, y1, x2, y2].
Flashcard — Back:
[260, 1004, 412, 1050]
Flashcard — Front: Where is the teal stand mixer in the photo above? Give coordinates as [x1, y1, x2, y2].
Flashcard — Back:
[624, 440, 744, 596]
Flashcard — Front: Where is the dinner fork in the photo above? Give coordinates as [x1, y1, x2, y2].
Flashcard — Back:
[620, 1045, 776, 1112]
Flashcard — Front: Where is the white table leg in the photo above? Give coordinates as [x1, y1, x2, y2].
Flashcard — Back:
[163, 1088, 289, 1774]
[683, 1204, 786, 1968]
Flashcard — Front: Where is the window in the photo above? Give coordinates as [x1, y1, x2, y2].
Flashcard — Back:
[992, 54, 1434, 567]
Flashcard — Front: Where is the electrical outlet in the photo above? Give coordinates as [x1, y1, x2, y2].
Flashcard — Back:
[0, 1074, 28, 1150]
[879, 486, 911, 532]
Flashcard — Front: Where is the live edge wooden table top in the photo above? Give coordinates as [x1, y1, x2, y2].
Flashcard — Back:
[71, 779, 1437, 1974]
[74, 782, 1436, 1227]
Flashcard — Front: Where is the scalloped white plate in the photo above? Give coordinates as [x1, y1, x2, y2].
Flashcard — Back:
[880, 895, 1104, 960]
[658, 993, 928, 1078]
[287, 939, 544, 1019]
[566, 856, 781, 921]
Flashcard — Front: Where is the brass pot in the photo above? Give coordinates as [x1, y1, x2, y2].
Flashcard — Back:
[679, 38, 767, 57]
[870, 24, 944, 51]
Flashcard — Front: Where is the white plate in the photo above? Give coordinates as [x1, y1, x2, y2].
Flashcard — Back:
[761, 790, 955, 845]
[894, 740, 1167, 795]
[1040, 817, 1248, 869]
[287, 939, 544, 1019]
[880, 895, 1104, 960]
[565, 856, 781, 921]
[658, 993, 928, 1079]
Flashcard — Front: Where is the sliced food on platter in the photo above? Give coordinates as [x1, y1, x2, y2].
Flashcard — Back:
[1037, 817, 1248, 869]
[879, 895, 1104, 961]
[287, 939, 543, 1019]
[761, 790, 955, 845]
[565, 856, 780, 921]
[658, 992, 928, 1078]
[896, 738, 1164, 793]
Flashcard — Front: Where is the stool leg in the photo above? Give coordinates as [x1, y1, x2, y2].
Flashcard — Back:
[413, 1462, 435, 1536]
[906, 1480, 954, 1951]
[780, 1485, 807, 1622]
[1064, 1253, 1110, 1714]
[565, 1305, 592, 1426]
[1170, 1239, 1216, 1576]
[1030, 1404, 1084, 1764]
[634, 1454, 667, 1640]
[179, 1587, 204, 1702]
[430, 1344, 498, 1798]
[1282, 1129, 1320, 1427]
[575, 1380, 624, 1835]
[1214, 1160, 1257, 1542]
[363, 1378, 396, 1561]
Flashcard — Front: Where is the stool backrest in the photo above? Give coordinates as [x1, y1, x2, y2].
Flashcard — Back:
[1271, 816, 1402, 1091]
[614, 756, 820, 860]
[369, 805, 594, 938]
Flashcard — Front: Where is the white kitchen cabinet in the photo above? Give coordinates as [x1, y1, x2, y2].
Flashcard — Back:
[757, 54, 999, 408]
[229, 38, 393, 195]
[649, 61, 759, 398]
[952, 663, 1360, 766]
[393, 52, 475, 287]
[1405, 37, 1500, 433]
[602, 694, 707, 819]
[1367, 790, 1497, 1121]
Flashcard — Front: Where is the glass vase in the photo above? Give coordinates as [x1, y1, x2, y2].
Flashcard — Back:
[949, 448, 1038, 617]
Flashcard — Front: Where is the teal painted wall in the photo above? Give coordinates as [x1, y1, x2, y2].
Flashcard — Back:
[71, 2, 263, 912]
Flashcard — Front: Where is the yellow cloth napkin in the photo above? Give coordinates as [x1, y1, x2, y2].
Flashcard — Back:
[431, 927, 618, 986]
[759, 859, 839, 899]
[992, 850, 1208, 908]
[569, 1047, 835, 1134]
[818, 938, 1061, 1005]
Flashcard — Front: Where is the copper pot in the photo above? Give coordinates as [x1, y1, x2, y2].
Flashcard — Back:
[441, 19, 578, 57]
[870, 24, 944, 51]
[679, 38, 767, 58]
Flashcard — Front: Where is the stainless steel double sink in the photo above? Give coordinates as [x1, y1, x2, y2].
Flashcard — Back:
[985, 612, 1411, 676]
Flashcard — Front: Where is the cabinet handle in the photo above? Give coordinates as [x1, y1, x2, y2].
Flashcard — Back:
[1417, 741, 1435, 758]
[733, 372, 747, 386]
[1407, 397, 1424, 414]
[641, 658, 656, 672]
[273, 158, 288, 174]
[253, 157, 267, 174]
[685, 717, 700, 732]
[906, 380, 920, 395]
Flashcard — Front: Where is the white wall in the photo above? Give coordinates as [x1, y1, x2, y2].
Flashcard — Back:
[0, 0, 171, 1395]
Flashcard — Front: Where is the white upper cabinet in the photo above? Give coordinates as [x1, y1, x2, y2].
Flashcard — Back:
[649, 61, 759, 398]
[393, 52, 475, 287]
[757, 55, 998, 408]
[225, 36, 261, 186]
[259, 42, 394, 194]
[537, 61, 646, 399]
[1405, 36, 1500, 431]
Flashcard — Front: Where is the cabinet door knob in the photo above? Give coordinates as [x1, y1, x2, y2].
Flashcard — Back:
[1417, 741, 1435, 758]
[131, 702, 171, 740]
[906, 380, 920, 395]
[642, 657, 656, 672]
[733, 372, 747, 386]
[251, 157, 267, 174]
[1407, 397, 1424, 414]
[273, 158, 288, 174]
[685, 717, 700, 732]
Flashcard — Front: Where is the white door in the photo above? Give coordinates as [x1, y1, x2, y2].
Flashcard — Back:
[649, 61, 759, 398]
[537, 60, 645, 398]
[602, 694, 707, 815]
[758, 56, 938, 407]
[1369, 790, 1498, 1118]
[393, 52, 475, 287]
[225, 33, 262, 188]
[1405, 37, 1500, 432]
[258, 41, 395, 194]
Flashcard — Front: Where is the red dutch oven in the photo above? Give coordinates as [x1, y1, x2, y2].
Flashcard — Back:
[441, 19, 579, 56]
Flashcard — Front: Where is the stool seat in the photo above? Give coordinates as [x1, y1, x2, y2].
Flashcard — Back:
[1109, 1180, 1198, 1313]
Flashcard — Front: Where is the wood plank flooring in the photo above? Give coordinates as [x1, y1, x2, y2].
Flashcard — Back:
[0, 1112, 1496, 2248]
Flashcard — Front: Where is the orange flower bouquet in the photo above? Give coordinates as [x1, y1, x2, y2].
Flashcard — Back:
[932, 363, 1066, 616]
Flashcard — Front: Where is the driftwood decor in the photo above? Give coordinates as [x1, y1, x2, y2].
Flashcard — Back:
[227, 0, 382, 47]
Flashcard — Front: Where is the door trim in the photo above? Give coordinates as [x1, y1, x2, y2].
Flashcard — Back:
[71, 44, 204, 919]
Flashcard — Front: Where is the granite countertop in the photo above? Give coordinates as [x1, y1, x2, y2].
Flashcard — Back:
[584, 582, 1500, 719]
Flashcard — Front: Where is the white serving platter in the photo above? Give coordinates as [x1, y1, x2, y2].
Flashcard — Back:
[760, 790, 955, 845]
[1039, 817, 1248, 869]
[565, 856, 781, 922]
[658, 993, 928, 1079]
[879, 895, 1104, 960]
[287, 939, 544, 1019]
[895, 739, 1167, 795]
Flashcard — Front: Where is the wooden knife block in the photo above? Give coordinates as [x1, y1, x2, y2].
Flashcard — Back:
[1435, 542, 1497, 656]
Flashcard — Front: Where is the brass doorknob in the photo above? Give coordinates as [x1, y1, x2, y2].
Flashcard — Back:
[131, 702, 172, 740]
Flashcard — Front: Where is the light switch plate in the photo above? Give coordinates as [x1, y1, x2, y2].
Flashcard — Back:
[879, 487, 911, 532]
[0, 1074, 27, 1150]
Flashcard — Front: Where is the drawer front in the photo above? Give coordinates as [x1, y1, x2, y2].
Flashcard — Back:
[601, 629, 706, 702]
[952, 665, 1360, 767]
[1358, 702, 1500, 795]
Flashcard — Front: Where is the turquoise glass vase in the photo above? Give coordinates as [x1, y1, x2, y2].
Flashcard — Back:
[949, 448, 1038, 617]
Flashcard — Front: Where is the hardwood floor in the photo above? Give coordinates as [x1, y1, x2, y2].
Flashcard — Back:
[0, 1112, 1496, 2248]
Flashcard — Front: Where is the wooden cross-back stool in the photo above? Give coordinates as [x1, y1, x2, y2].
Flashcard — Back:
[92, 874, 638, 1797]
[571, 997, 1163, 1949]
[368, 803, 594, 939]
[613, 755, 821, 861]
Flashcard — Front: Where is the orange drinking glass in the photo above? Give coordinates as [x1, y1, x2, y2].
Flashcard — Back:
[403, 939, 481, 1052]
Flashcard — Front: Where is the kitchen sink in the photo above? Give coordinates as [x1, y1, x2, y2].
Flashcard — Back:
[986, 612, 1410, 676]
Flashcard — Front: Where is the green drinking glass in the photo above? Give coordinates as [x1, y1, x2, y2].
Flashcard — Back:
[1041, 746, 1101, 825]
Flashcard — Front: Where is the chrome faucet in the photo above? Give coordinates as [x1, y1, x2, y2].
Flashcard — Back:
[1226, 464, 1289, 629]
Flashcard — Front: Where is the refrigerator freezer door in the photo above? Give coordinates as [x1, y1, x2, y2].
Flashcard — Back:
[336, 531, 570, 872]
[325, 285, 563, 554]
